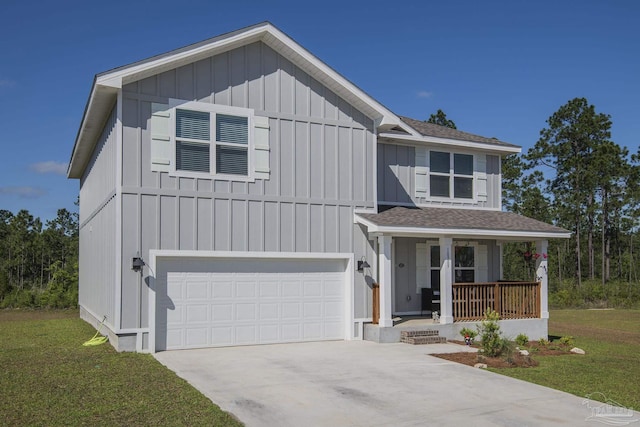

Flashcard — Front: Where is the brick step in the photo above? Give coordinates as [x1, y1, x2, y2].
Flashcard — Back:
[401, 336, 448, 345]
[400, 329, 440, 338]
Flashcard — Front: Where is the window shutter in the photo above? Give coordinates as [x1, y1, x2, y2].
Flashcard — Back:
[253, 116, 270, 180]
[476, 155, 487, 202]
[415, 147, 427, 198]
[477, 245, 488, 282]
[150, 103, 171, 172]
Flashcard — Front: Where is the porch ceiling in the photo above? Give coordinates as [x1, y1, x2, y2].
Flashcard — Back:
[355, 206, 571, 240]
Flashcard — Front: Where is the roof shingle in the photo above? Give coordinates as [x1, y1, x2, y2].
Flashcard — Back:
[357, 206, 569, 235]
[397, 116, 520, 149]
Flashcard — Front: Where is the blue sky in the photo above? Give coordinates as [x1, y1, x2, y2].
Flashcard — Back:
[1, 0, 638, 222]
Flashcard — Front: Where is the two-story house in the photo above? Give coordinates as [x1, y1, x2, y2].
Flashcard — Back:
[68, 22, 570, 352]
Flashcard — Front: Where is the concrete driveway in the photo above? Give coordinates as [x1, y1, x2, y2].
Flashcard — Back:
[155, 341, 635, 426]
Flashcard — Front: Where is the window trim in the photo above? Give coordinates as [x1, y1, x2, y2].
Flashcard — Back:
[428, 150, 475, 201]
[169, 99, 255, 181]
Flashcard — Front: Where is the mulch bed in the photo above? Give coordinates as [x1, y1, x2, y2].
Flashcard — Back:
[433, 341, 573, 368]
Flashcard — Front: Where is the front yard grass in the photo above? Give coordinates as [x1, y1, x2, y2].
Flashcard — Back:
[490, 309, 640, 410]
[0, 310, 242, 426]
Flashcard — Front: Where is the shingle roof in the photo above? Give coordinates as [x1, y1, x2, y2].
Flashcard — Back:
[357, 206, 569, 235]
[397, 116, 520, 149]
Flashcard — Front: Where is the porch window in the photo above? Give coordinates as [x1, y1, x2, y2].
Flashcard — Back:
[430, 245, 441, 293]
[429, 151, 474, 199]
[454, 245, 475, 283]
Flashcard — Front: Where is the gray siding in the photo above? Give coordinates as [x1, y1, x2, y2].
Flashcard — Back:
[377, 143, 502, 209]
[78, 106, 118, 328]
[79, 107, 117, 223]
[119, 42, 376, 329]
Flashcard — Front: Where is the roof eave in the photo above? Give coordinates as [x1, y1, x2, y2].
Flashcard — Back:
[378, 132, 521, 155]
[67, 83, 118, 179]
[354, 215, 571, 240]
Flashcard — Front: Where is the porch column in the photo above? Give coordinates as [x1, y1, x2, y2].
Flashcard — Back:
[439, 237, 454, 324]
[536, 239, 549, 319]
[378, 235, 393, 327]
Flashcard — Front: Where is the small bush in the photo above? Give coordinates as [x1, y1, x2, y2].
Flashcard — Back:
[558, 336, 575, 347]
[538, 338, 550, 347]
[459, 327, 477, 340]
[515, 333, 529, 347]
[477, 308, 503, 357]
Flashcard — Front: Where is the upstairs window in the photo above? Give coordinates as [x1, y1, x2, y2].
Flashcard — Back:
[429, 151, 473, 199]
[175, 108, 249, 176]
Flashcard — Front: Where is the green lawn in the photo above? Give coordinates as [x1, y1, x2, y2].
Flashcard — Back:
[491, 309, 640, 410]
[0, 310, 242, 426]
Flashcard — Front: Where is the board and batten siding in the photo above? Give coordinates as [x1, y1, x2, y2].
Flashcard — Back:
[78, 106, 118, 329]
[377, 142, 502, 209]
[118, 41, 376, 330]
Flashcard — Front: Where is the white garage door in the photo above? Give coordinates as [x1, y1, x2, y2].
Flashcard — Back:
[157, 258, 346, 351]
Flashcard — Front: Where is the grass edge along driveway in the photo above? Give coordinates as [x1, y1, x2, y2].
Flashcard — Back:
[491, 309, 640, 411]
[0, 310, 242, 426]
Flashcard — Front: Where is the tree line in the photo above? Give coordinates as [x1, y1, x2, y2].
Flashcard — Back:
[431, 101, 640, 307]
[0, 208, 79, 308]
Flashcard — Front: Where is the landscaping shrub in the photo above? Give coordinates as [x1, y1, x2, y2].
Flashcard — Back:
[515, 333, 529, 347]
[477, 308, 504, 357]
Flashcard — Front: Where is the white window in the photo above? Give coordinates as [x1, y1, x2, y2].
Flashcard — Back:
[174, 106, 250, 176]
[429, 151, 474, 199]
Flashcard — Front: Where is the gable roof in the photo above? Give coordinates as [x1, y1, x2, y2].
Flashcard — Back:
[355, 206, 570, 240]
[67, 22, 416, 179]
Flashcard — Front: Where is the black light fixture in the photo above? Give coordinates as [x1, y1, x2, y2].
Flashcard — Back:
[357, 258, 370, 272]
[132, 257, 145, 272]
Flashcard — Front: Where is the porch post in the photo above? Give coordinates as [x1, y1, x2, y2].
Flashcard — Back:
[439, 237, 454, 324]
[378, 235, 393, 327]
[536, 239, 549, 319]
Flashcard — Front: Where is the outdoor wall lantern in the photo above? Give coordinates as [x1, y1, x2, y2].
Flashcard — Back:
[357, 257, 370, 272]
[132, 257, 145, 272]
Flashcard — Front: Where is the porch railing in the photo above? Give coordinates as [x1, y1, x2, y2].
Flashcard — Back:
[452, 281, 540, 321]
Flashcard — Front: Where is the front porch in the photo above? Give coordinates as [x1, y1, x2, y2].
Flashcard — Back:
[354, 206, 571, 344]
[365, 280, 545, 343]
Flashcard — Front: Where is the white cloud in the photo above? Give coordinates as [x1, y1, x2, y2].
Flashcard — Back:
[0, 186, 47, 199]
[30, 161, 68, 176]
[417, 90, 433, 99]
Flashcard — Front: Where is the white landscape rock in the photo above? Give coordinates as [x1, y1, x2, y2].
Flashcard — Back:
[519, 350, 530, 356]
[474, 363, 488, 369]
[570, 347, 586, 355]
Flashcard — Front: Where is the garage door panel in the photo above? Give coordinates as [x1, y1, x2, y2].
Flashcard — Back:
[186, 328, 208, 347]
[186, 280, 209, 299]
[281, 323, 301, 340]
[211, 327, 233, 345]
[186, 304, 209, 323]
[281, 280, 302, 297]
[212, 281, 233, 298]
[236, 325, 257, 343]
[212, 303, 233, 321]
[259, 303, 279, 320]
[282, 302, 301, 319]
[159, 259, 346, 350]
